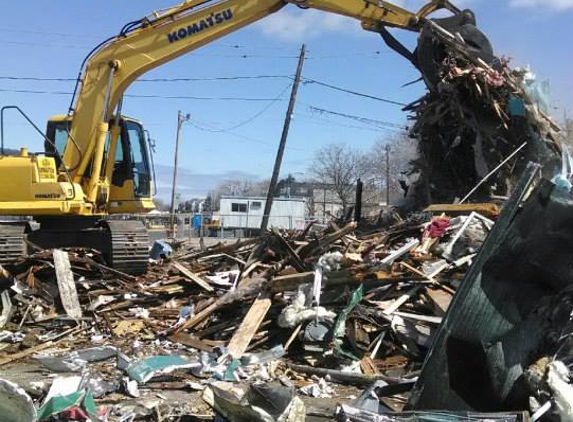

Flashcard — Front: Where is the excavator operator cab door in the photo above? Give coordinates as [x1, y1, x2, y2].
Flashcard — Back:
[112, 119, 151, 198]
[107, 117, 155, 214]
[46, 116, 156, 214]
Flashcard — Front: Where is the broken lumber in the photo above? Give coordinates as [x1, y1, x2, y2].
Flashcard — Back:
[226, 292, 272, 359]
[172, 261, 214, 292]
[53, 249, 82, 320]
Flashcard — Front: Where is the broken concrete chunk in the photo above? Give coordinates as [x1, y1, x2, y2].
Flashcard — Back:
[0, 378, 36, 422]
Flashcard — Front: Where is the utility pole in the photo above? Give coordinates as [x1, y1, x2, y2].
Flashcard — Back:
[355, 178, 363, 222]
[385, 144, 390, 207]
[323, 183, 327, 223]
[170, 111, 190, 238]
[261, 44, 306, 232]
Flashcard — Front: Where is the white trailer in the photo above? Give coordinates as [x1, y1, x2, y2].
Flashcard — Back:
[218, 196, 306, 232]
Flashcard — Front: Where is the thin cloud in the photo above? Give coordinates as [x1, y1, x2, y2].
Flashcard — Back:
[509, 0, 573, 9]
[256, 8, 363, 41]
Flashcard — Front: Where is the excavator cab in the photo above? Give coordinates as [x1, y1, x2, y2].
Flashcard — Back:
[46, 115, 155, 215]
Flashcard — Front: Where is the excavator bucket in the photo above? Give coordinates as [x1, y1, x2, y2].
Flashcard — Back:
[415, 9, 494, 90]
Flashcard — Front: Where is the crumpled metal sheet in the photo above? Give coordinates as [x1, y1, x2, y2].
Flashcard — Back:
[408, 178, 573, 411]
[126, 355, 196, 383]
[34, 345, 118, 372]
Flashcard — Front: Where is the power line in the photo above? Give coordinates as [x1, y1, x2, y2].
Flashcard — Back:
[308, 106, 407, 131]
[0, 26, 100, 39]
[127, 93, 285, 101]
[294, 113, 400, 134]
[302, 78, 408, 107]
[138, 75, 290, 83]
[0, 88, 288, 102]
[0, 27, 301, 52]
[188, 120, 306, 152]
[0, 37, 303, 57]
[0, 40, 90, 49]
[186, 83, 292, 132]
[0, 75, 406, 107]
[0, 88, 72, 96]
[0, 75, 291, 83]
[0, 26, 384, 56]
[0, 37, 388, 59]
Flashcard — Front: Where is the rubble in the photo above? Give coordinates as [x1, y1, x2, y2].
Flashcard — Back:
[1, 162, 573, 421]
[407, 164, 573, 415]
[0, 14, 570, 422]
[0, 196, 492, 420]
[402, 19, 563, 212]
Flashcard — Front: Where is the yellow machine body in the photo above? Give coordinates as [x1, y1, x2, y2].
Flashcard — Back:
[0, 152, 87, 215]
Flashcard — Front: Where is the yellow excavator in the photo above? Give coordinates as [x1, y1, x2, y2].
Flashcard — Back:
[0, 0, 492, 274]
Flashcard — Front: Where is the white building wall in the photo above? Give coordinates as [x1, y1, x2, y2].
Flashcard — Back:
[219, 197, 305, 230]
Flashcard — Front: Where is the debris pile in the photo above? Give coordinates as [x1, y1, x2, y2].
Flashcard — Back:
[0, 206, 496, 421]
[403, 18, 563, 210]
[0, 9, 570, 422]
[1, 166, 573, 421]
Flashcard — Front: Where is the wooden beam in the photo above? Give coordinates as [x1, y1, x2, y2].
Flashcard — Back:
[226, 292, 271, 359]
[400, 262, 437, 283]
[172, 261, 214, 292]
[53, 249, 82, 320]
[271, 228, 306, 272]
[382, 285, 422, 316]
[0, 341, 55, 366]
[300, 222, 357, 258]
[168, 333, 224, 352]
[424, 203, 500, 218]
[424, 288, 453, 315]
[178, 238, 260, 261]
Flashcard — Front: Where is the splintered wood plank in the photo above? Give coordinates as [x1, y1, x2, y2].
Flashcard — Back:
[382, 285, 421, 316]
[0, 341, 55, 366]
[172, 261, 214, 292]
[271, 228, 305, 272]
[226, 292, 271, 359]
[424, 203, 500, 218]
[53, 249, 82, 320]
[168, 333, 224, 352]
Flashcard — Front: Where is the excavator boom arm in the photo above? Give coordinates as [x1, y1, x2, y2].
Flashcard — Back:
[64, 0, 458, 190]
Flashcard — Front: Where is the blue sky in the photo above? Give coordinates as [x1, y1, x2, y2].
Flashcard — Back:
[1, 0, 571, 199]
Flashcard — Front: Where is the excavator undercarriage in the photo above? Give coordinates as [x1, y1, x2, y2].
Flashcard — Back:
[0, 219, 149, 275]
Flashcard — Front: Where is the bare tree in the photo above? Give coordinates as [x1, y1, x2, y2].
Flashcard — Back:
[217, 179, 255, 196]
[210, 178, 270, 211]
[253, 179, 271, 197]
[309, 144, 369, 210]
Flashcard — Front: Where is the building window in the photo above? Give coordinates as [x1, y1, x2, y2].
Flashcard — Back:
[250, 201, 262, 211]
[231, 203, 247, 213]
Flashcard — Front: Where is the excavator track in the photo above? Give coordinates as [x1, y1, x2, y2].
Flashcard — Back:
[104, 220, 149, 276]
[0, 223, 26, 265]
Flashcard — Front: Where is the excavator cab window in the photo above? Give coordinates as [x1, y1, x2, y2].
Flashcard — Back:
[124, 120, 151, 198]
[45, 120, 71, 167]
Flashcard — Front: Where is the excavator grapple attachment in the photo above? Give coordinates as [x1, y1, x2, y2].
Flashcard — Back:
[416, 9, 494, 90]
